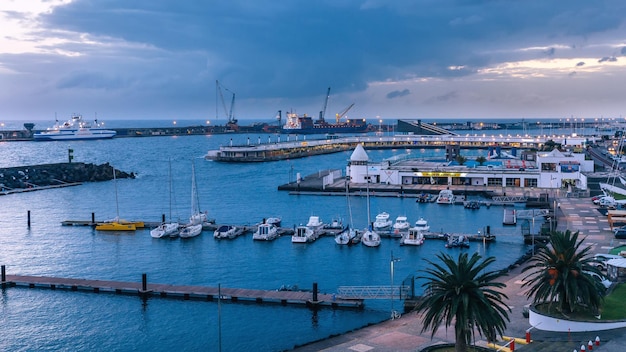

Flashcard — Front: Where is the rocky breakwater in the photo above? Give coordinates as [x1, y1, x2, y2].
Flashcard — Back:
[0, 162, 135, 192]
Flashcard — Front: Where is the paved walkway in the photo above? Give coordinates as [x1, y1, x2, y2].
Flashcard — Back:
[292, 196, 626, 352]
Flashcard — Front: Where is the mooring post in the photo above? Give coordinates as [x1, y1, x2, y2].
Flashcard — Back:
[27, 210, 31, 227]
[312, 282, 318, 302]
[91, 212, 95, 224]
[142, 273, 147, 292]
[1, 265, 5, 282]
[162, 214, 166, 222]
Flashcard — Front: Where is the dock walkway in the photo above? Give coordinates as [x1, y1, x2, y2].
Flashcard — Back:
[2, 274, 363, 309]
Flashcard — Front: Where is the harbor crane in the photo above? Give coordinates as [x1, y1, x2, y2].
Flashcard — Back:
[216, 80, 237, 128]
[318, 87, 331, 122]
[335, 103, 355, 123]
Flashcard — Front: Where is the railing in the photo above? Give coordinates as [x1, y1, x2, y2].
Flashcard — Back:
[336, 285, 411, 299]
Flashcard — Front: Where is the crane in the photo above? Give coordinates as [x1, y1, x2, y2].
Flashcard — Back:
[318, 87, 331, 122]
[216, 80, 237, 125]
[335, 103, 355, 123]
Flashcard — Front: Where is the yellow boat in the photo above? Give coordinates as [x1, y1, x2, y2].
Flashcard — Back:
[95, 221, 136, 231]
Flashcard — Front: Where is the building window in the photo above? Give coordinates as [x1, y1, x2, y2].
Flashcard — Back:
[506, 178, 520, 187]
[541, 163, 557, 172]
[487, 178, 502, 186]
[524, 178, 538, 187]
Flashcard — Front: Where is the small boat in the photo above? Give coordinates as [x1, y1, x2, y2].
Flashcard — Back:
[95, 167, 142, 231]
[179, 223, 202, 238]
[392, 216, 410, 237]
[334, 226, 358, 245]
[95, 220, 136, 231]
[292, 225, 315, 243]
[33, 114, 116, 141]
[325, 218, 344, 230]
[401, 227, 425, 246]
[253, 223, 279, 241]
[306, 216, 324, 232]
[373, 212, 393, 233]
[151, 159, 180, 239]
[464, 200, 480, 209]
[361, 227, 381, 247]
[213, 225, 242, 239]
[445, 234, 470, 248]
[265, 217, 282, 227]
[188, 161, 209, 226]
[150, 222, 179, 238]
[414, 217, 430, 233]
[436, 189, 455, 204]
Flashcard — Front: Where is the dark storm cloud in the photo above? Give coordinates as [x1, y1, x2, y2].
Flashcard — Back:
[37, 0, 626, 101]
[598, 56, 617, 63]
[386, 89, 410, 99]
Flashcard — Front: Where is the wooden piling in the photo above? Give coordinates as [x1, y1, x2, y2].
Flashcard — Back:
[142, 273, 147, 292]
[162, 214, 166, 222]
[27, 210, 31, 227]
[91, 212, 95, 224]
[1, 265, 5, 282]
[312, 282, 318, 301]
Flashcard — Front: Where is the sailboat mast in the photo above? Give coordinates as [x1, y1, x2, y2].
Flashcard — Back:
[113, 166, 120, 219]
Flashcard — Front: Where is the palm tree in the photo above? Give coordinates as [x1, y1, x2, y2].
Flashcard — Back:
[455, 155, 467, 165]
[475, 156, 487, 166]
[522, 230, 606, 314]
[415, 252, 510, 352]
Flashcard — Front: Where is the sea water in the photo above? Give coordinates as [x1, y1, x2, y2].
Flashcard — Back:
[0, 126, 531, 351]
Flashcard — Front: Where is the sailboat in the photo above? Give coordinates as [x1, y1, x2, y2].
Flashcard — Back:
[361, 176, 380, 247]
[179, 160, 203, 238]
[335, 176, 358, 245]
[151, 159, 180, 238]
[95, 165, 142, 231]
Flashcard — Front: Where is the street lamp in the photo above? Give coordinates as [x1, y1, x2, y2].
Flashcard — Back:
[390, 251, 401, 319]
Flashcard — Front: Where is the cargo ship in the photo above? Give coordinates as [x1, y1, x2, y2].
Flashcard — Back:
[280, 87, 368, 134]
[281, 110, 368, 134]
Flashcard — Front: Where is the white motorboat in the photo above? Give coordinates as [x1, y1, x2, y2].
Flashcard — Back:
[151, 222, 179, 238]
[306, 216, 324, 232]
[392, 216, 410, 237]
[213, 225, 242, 239]
[414, 217, 430, 233]
[292, 225, 315, 243]
[179, 223, 202, 238]
[33, 114, 116, 141]
[253, 223, 279, 241]
[265, 217, 282, 227]
[436, 189, 454, 204]
[373, 212, 392, 233]
[402, 227, 425, 246]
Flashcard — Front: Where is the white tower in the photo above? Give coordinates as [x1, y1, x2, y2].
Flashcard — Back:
[347, 144, 369, 184]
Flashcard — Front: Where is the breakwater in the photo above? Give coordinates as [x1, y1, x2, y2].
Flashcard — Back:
[0, 162, 134, 194]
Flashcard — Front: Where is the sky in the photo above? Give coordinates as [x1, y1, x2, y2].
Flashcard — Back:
[1, 0, 626, 123]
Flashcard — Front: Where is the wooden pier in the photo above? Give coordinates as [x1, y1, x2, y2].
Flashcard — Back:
[1, 272, 363, 310]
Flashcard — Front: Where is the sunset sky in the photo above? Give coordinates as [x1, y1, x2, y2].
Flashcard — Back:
[1, 1, 625, 123]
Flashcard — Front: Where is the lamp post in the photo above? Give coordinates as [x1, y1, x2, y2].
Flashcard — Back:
[390, 251, 401, 319]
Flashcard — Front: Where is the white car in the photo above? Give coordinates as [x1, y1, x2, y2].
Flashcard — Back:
[584, 271, 612, 289]
[593, 253, 623, 271]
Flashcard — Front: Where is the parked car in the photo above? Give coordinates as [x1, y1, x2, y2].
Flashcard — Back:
[614, 226, 626, 239]
[593, 253, 623, 271]
[585, 271, 612, 289]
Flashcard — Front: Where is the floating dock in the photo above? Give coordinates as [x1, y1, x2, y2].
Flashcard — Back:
[1, 273, 363, 310]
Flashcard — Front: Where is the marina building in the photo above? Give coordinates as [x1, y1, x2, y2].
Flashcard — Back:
[347, 144, 593, 191]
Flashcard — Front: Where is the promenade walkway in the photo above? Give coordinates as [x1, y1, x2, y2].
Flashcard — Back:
[292, 196, 626, 352]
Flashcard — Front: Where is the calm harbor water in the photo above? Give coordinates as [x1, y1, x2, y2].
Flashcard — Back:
[0, 124, 534, 351]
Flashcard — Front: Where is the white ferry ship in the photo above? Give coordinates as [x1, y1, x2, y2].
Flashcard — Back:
[33, 114, 116, 141]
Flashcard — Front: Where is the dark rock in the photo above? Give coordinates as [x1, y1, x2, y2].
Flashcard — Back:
[0, 162, 135, 191]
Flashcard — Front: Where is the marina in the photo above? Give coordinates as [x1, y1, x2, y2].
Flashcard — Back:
[0, 126, 593, 351]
